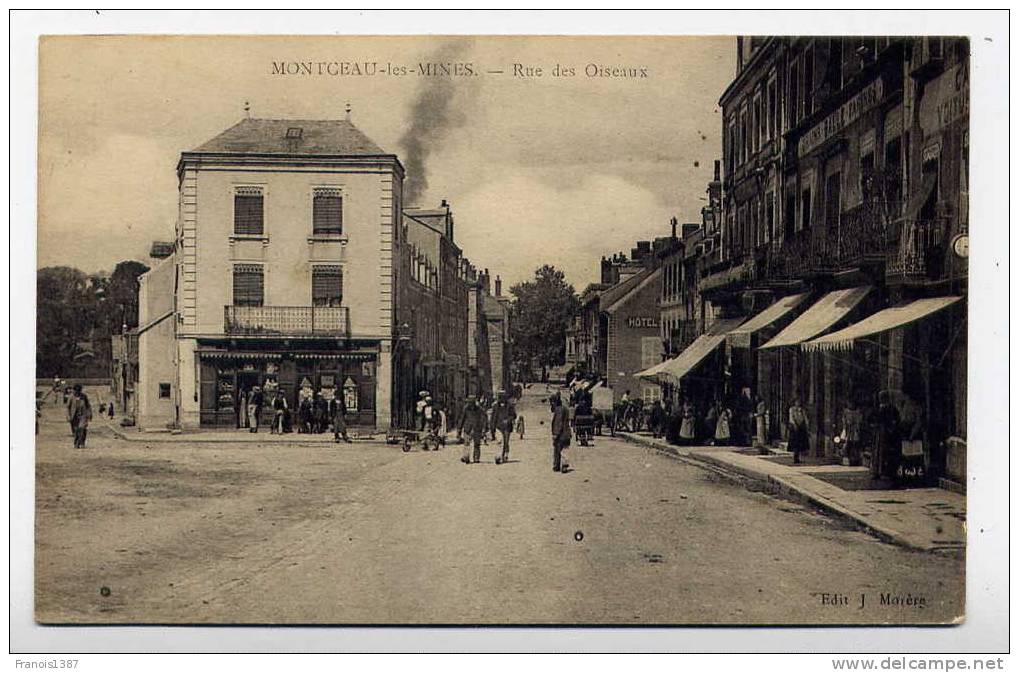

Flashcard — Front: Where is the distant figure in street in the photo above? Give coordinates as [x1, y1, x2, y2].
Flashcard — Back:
[753, 396, 768, 453]
[298, 395, 312, 434]
[840, 399, 864, 466]
[234, 387, 245, 429]
[458, 395, 486, 464]
[648, 400, 665, 439]
[551, 393, 572, 473]
[330, 393, 352, 443]
[415, 390, 430, 430]
[490, 390, 517, 465]
[788, 398, 809, 464]
[679, 400, 697, 445]
[107, 401, 115, 418]
[271, 390, 288, 434]
[713, 401, 732, 446]
[872, 391, 902, 484]
[68, 384, 93, 449]
[704, 401, 719, 444]
[516, 414, 526, 439]
[248, 386, 263, 433]
[312, 392, 328, 433]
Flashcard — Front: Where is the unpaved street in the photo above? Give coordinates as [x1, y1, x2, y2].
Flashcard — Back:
[35, 388, 964, 624]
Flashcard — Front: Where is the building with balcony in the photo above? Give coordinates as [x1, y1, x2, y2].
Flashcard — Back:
[136, 114, 405, 430]
[692, 36, 968, 486]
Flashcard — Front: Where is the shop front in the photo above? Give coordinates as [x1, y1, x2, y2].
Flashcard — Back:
[197, 343, 378, 428]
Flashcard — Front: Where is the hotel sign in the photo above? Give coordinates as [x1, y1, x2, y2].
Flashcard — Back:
[626, 317, 659, 329]
[798, 78, 884, 158]
[919, 64, 969, 136]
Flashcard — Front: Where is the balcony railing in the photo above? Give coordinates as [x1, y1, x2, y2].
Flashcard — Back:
[886, 217, 949, 282]
[224, 305, 350, 336]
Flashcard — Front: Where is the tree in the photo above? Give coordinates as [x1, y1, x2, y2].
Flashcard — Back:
[108, 260, 150, 331]
[508, 265, 579, 382]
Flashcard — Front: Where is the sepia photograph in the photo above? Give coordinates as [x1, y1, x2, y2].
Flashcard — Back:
[11, 9, 1010, 656]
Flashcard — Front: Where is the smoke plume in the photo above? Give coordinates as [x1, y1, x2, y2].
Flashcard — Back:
[400, 39, 474, 205]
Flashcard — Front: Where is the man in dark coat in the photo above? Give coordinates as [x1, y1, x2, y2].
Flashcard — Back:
[551, 393, 572, 473]
[330, 394, 352, 443]
[490, 390, 517, 465]
[249, 386, 264, 433]
[458, 396, 486, 464]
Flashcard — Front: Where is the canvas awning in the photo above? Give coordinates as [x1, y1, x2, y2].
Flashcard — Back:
[650, 317, 746, 384]
[635, 358, 671, 380]
[802, 296, 963, 352]
[726, 293, 810, 348]
[760, 286, 873, 349]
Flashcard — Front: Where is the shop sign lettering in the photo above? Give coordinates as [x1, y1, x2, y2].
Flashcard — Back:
[798, 78, 884, 157]
[626, 317, 659, 328]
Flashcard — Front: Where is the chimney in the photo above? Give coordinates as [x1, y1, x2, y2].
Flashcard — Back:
[495, 275, 502, 297]
[671, 216, 678, 239]
[483, 268, 491, 294]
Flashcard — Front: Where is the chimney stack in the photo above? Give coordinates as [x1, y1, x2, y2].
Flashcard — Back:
[670, 216, 678, 239]
[495, 275, 502, 297]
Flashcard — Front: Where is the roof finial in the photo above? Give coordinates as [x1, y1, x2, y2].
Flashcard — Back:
[345, 102, 352, 121]
[244, 100, 250, 118]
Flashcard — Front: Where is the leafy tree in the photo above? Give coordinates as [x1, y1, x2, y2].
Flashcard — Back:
[508, 265, 579, 381]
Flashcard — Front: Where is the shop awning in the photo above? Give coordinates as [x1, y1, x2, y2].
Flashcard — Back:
[726, 293, 810, 348]
[197, 351, 282, 360]
[760, 286, 873, 350]
[635, 358, 671, 380]
[649, 317, 746, 384]
[802, 296, 964, 352]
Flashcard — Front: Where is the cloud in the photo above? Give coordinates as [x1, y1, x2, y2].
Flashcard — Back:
[452, 170, 673, 292]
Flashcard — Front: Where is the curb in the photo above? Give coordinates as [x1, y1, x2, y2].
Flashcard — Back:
[617, 432, 940, 553]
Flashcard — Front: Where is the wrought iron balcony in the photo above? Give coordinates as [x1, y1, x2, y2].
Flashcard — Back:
[886, 217, 949, 283]
[224, 305, 350, 337]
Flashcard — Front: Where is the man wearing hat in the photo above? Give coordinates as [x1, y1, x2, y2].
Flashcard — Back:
[415, 390, 430, 430]
[458, 395, 486, 464]
[490, 389, 517, 465]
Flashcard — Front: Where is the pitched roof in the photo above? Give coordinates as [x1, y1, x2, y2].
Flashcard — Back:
[604, 267, 661, 314]
[190, 118, 388, 156]
[598, 266, 652, 312]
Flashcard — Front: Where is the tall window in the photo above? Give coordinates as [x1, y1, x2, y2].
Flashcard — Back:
[860, 152, 875, 203]
[785, 192, 796, 239]
[884, 136, 903, 210]
[233, 264, 264, 306]
[234, 187, 264, 235]
[789, 59, 799, 125]
[766, 193, 775, 243]
[313, 189, 343, 235]
[312, 265, 343, 307]
[800, 188, 812, 231]
[825, 172, 842, 230]
[767, 77, 778, 139]
[803, 46, 815, 117]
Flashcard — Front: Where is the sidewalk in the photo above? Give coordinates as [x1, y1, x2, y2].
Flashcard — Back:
[618, 431, 966, 552]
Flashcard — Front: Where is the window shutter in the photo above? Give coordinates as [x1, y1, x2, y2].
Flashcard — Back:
[313, 190, 343, 234]
[233, 265, 264, 306]
[312, 265, 343, 306]
[234, 190, 264, 235]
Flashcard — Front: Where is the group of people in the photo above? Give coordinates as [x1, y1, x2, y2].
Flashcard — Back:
[234, 386, 351, 442]
[456, 389, 525, 465]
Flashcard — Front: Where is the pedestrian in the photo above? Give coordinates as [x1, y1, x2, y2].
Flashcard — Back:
[838, 399, 864, 466]
[649, 399, 665, 439]
[298, 394, 312, 434]
[271, 389, 288, 435]
[458, 395, 486, 464]
[312, 392, 327, 433]
[679, 399, 697, 445]
[107, 401, 115, 418]
[68, 384, 92, 449]
[234, 386, 245, 429]
[704, 400, 719, 444]
[551, 393, 572, 473]
[516, 414, 526, 439]
[330, 392, 352, 443]
[714, 400, 732, 446]
[753, 396, 768, 453]
[248, 385, 263, 434]
[415, 390, 430, 430]
[872, 391, 902, 484]
[788, 397, 809, 464]
[490, 390, 517, 465]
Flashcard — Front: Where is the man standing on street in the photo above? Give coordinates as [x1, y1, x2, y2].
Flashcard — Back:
[490, 389, 517, 465]
[330, 392, 352, 443]
[551, 393, 572, 473]
[458, 395, 486, 464]
[68, 384, 92, 449]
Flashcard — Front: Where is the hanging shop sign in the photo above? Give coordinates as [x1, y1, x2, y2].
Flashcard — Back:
[919, 63, 969, 136]
[798, 78, 884, 158]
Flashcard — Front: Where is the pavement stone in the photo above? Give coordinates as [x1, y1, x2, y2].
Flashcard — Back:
[618, 431, 966, 552]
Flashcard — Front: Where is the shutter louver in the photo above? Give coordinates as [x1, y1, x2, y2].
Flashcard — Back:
[313, 191, 343, 235]
[312, 265, 343, 307]
[233, 265, 264, 306]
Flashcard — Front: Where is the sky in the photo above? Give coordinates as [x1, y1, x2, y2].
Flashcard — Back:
[38, 35, 734, 291]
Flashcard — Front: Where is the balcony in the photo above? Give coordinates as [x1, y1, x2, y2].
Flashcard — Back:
[886, 217, 949, 284]
[224, 305, 350, 337]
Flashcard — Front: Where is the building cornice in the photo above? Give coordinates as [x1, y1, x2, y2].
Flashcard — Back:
[177, 152, 405, 181]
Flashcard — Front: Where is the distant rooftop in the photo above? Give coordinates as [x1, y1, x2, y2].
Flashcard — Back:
[189, 118, 388, 156]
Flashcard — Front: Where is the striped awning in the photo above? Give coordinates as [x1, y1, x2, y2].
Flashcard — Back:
[760, 286, 872, 350]
[198, 351, 282, 360]
[802, 296, 963, 352]
[646, 317, 746, 384]
[635, 358, 671, 380]
[726, 293, 810, 348]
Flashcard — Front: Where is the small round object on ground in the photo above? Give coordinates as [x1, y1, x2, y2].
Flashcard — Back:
[100, 586, 111, 597]
[574, 531, 584, 542]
